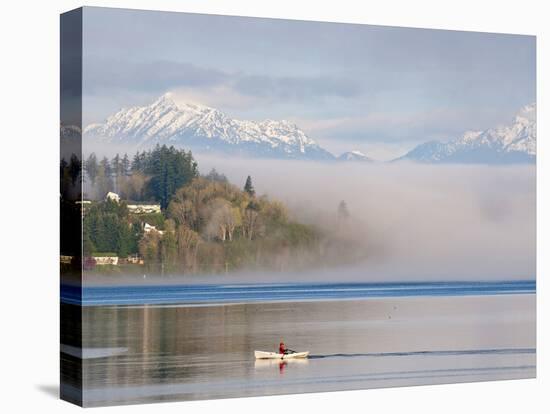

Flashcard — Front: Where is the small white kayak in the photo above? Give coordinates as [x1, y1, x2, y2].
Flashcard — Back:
[254, 350, 310, 360]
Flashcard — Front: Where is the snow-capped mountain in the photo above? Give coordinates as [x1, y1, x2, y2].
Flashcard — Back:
[84, 93, 335, 160]
[338, 150, 373, 162]
[61, 124, 82, 139]
[396, 104, 536, 164]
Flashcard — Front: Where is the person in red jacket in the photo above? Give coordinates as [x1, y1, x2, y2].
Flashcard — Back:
[279, 341, 287, 355]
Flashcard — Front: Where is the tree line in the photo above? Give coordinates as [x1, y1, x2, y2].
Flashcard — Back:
[136, 175, 319, 275]
[84, 145, 198, 208]
[79, 145, 323, 275]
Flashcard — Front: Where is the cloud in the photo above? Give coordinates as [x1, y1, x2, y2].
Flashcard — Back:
[194, 156, 536, 282]
[233, 75, 361, 100]
[294, 109, 471, 138]
[289, 106, 520, 155]
[85, 58, 361, 103]
[84, 59, 228, 93]
[170, 85, 262, 111]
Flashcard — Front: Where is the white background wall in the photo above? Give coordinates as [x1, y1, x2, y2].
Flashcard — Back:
[0, 0, 547, 412]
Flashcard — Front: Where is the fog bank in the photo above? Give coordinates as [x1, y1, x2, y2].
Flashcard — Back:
[196, 156, 536, 282]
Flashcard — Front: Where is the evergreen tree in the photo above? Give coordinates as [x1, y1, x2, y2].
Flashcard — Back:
[205, 168, 228, 183]
[83, 198, 139, 256]
[85, 153, 98, 186]
[92, 214, 108, 252]
[131, 151, 142, 172]
[100, 157, 112, 178]
[143, 145, 198, 209]
[68, 154, 81, 186]
[116, 221, 132, 257]
[82, 231, 95, 256]
[112, 153, 121, 177]
[244, 175, 255, 196]
[60, 158, 68, 179]
[97, 157, 114, 196]
[121, 153, 131, 176]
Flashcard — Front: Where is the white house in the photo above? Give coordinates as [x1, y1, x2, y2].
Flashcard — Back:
[127, 203, 161, 214]
[143, 222, 164, 235]
[94, 256, 119, 265]
[105, 192, 120, 203]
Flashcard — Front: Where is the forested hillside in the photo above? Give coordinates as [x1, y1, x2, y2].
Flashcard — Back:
[60, 145, 345, 276]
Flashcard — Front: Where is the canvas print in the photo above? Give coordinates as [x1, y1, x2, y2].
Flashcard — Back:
[60, 7, 536, 407]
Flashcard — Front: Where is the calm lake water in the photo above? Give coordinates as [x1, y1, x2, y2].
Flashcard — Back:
[60, 282, 536, 406]
[62, 280, 535, 306]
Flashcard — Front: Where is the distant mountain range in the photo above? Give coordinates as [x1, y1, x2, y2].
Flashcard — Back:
[84, 94, 536, 164]
[337, 150, 373, 162]
[84, 93, 333, 160]
[395, 104, 536, 164]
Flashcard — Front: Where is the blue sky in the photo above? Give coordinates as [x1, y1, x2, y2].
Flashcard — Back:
[82, 7, 535, 159]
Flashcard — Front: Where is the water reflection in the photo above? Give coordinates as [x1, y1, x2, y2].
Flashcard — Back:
[70, 295, 535, 406]
[254, 358, 309, 375]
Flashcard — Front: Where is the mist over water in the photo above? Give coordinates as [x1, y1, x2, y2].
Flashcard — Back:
[195, 156, 535, 282]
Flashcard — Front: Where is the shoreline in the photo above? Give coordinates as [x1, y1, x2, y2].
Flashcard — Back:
[61, 280, 536, 307]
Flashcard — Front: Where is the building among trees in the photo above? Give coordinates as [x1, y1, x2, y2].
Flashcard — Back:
[105, 191, 120, 203]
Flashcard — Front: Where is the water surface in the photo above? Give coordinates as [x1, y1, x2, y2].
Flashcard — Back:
[61, 280, 535, 306]
[67, 291, 535, 406]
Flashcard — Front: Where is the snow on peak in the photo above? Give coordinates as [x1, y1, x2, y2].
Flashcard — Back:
[460, 130, 483, 142]
[84, 94, 333, 159]
[338, 150, 372, 162]
[399, 103, 536, 163]
[515, 102, 536, 124]
[153, 92, 175, 105]
[442, 103, 536, 156]
[60, 123, 82, 136]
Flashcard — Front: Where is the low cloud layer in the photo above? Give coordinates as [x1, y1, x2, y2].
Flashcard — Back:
[196, 156, 536, 282]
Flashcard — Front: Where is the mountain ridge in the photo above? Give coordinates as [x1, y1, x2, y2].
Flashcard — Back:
[395, 104, 536, 164]
[337, 150, 373, 162]
[84, 93, 334, 160]
[84, 94, 536, 164]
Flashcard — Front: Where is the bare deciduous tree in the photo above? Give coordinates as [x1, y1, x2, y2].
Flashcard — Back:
[176, 225, 201, 273]
[242, 207, 260, 240]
